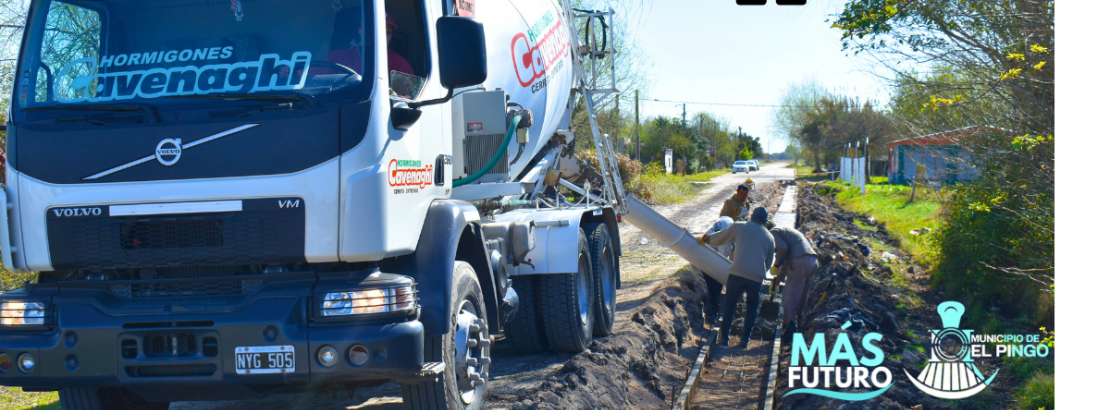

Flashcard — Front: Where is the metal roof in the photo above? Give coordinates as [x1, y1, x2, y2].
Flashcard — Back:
[888, 125, 1010, 147]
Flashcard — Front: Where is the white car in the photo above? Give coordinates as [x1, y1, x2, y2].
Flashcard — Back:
[747, 160, 760, 171]
[732, 160, 750, 173]
[750, 160, 760, 171]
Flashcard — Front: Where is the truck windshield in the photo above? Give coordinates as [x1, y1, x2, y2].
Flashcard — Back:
[15, 0, 369, 115]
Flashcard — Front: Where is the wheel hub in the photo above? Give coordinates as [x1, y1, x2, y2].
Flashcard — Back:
[454, 302, 490, 404]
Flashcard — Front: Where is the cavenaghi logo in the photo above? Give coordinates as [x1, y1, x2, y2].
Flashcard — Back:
[55, 49, 312, 103]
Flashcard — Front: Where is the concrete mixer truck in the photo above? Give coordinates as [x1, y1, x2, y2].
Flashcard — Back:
[0, 0, 738, 408]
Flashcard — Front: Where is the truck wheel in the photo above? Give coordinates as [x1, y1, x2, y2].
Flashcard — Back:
[583, 223, 618, 336]
[59, 387, 169, 410]
[539, 229, 595, 352]
[401, 261, 489, 410]
[503, 276, 547, 354]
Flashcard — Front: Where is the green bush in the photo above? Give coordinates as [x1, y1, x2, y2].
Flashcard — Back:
[931, 183, 1054, 326]
[628, 163, 698, 205]
[1014, 371, 1054, 410]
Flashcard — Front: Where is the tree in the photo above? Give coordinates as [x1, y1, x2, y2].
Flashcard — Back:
[771, 77, 826, 163]
[785, 144, 802, 164]
[793, 95, 893, 171]
[0, 0, 30, 120]
[835, 0, 1054, 321]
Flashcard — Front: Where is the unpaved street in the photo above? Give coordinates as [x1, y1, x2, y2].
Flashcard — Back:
[171, 163, 795, 410]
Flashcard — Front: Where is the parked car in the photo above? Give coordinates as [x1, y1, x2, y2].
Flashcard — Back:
[750, 159, 761, 170]
[732, 160, 750, 173]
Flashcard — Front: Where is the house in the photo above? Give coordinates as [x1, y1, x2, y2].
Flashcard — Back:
[887, 125, 1002, 185]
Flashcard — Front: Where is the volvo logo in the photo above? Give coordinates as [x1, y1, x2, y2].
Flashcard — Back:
[84, 124, 258, 180]
[52, 207, 102, 217]
[155, 138, 183, 166]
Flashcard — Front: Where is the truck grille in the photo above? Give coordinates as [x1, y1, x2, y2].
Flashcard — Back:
[120, 217, 224, 249]
[46, 198, 306, 270]
[109, 279, 262, 299]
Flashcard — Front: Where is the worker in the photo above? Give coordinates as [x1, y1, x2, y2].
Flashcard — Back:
[701, 216, 735, 325]
[384, 13, 415, 76]
[317, 13, 414, 76]
[766, 221, 819, 338]
[719, 182, 753, 221]
[701, 207, 775, 349]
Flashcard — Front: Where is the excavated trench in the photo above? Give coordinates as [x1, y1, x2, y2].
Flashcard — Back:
[769, 183, 1011, 410]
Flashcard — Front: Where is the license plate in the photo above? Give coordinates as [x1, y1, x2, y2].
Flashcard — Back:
[234, 345, 295, 374]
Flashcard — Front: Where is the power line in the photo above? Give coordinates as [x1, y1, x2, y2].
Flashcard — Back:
[640, 98, 784, 108]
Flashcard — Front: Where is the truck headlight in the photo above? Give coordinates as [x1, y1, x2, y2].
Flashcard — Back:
[320, 285, 417, 317]
[0, 302, 46, 326]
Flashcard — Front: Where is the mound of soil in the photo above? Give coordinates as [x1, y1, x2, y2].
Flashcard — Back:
[485, 269, 710, 410]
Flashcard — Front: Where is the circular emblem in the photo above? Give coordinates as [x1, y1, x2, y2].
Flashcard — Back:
[155, 138, 183, 166]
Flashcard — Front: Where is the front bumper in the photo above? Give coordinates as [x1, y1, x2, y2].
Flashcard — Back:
[0, 286, 424, 401]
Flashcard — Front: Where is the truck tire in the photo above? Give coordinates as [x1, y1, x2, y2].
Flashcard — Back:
[59, 387, 169, 410]
[583, 223, 618, 336]
[539, 229, 595, 352]
[503, 276, 547, 354]
[402, 261, 490, 410]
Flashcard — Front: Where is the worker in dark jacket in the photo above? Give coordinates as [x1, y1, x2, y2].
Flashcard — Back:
[702, 207, 775, 349]
[767, 222, 819, 338]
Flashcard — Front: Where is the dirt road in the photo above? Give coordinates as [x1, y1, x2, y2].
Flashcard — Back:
[170, 163, 795, 410]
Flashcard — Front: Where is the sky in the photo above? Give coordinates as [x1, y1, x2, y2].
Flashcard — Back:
[622, 0, 891, 153]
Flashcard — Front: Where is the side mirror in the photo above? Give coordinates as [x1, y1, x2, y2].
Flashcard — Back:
[408, 17, 486, 109]
[436, 17, 487, 89]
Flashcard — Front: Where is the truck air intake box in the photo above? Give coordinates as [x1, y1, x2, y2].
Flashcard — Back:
[452, 90, 509, 183]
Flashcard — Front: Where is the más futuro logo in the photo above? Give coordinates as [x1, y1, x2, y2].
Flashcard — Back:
[784, 301, 1051, 402]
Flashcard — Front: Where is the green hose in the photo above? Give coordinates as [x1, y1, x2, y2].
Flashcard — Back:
[453, 115, 523, 187]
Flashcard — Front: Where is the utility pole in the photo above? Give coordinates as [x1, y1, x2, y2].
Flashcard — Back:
[681, 104, 687, 175]
[635, 90, 640, 162]
[681, 103, 687, 134]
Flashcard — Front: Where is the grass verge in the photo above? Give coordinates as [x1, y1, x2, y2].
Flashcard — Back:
[627, 163, 700, 205]
[833, 182, 945, 261]
[681, 169, 730, 182]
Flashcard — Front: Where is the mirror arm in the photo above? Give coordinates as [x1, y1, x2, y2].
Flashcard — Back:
[407, 87, 455, 109]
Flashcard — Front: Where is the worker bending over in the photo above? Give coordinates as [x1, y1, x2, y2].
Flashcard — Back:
[767, 222, 819, 338]
[702, 207, 775, 348]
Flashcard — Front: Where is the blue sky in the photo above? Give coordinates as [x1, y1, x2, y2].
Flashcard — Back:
[624, 0, 890, 153]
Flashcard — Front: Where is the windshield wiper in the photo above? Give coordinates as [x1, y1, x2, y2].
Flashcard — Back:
[23, 103, 160, 123]
[165, 92, 318, 109]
